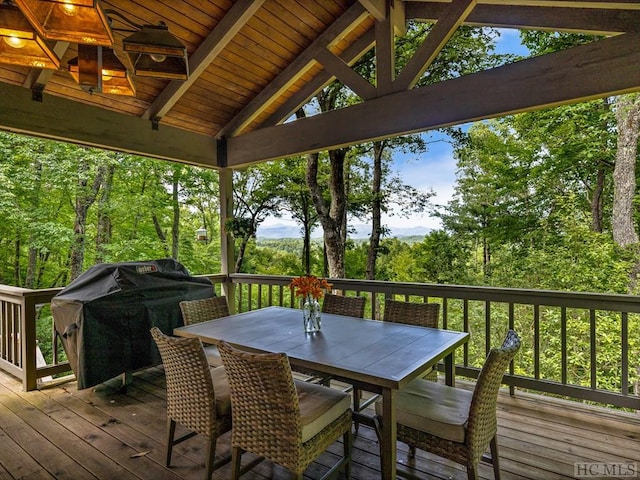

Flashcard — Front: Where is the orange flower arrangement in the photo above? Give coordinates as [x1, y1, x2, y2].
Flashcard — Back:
[289, 275, 332, 300]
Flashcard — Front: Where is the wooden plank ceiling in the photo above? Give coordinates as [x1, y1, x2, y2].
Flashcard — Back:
[0, 0, 639, 168]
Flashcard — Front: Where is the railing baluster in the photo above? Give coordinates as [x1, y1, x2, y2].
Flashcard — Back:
[621, 311, 628, 396]
[590, 309, 597, 390]
[561, 307, 567, 385]
[485, 301, 491, 357]
[509, 303, 515, 395]
[463, 299, 469, 367]
[534, 304, 540, 380]
[442, 297, 448, 330]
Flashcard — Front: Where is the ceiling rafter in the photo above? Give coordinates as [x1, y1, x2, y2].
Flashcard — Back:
[404, 1, 640, 34]
[227, 32, 640, 166]
[261, 28, 376, 129]
[315, 47, 376, 100]
[218, 2, 370, 138]
[375, 8, 395, 95]
[142, 0, 265, 122]
[393, 0, 477, 92]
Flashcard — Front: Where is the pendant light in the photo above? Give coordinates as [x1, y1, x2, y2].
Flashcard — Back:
[123, 22, 188, 80]
[14, 0, 113, 46]
[0, 1, 59, 69]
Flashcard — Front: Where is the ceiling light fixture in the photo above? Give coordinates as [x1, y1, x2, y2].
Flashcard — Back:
[67, 43, 135, 95]
[0, 1, 60, 69]
[122, 23, 188, 80]
[14, 0, 113, 46]
[104, 10, 188, 81]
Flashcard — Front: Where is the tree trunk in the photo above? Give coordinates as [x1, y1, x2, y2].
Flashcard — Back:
[612, 94, 640, 247]
[25, 160, 42, 288]
[13, 234, 21, 286]
[590, 164, 605, 233]
[96, 163, 115, 263]
[152, 214, 170, 257]
[70, 160, 104, 280]
[299, 89, 349, 279]
[366, 141, 385, 280]
[171, 172, 180, 260]
[306, 150, 347, 278]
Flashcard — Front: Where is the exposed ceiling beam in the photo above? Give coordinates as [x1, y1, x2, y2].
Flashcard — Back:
[393, 0, 476, 92]
[0, 83, 218, 168]
[359, 0, 386, 20]
[375, 11, 395, 95]
[404, 1, 640, 34]
[315, 48, 376, 100]
[227, 32, 640, 166]
[261, 28, 376, 129]
[218, 2, 369, 138]
[142, 0, 265, 121]
[475, 0, 640, 8]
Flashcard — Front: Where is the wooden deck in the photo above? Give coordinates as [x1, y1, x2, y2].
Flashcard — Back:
[0, 367, 638, 480]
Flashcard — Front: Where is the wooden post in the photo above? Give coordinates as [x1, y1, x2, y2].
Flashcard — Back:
[21, 296, 38, 391]
[219, 166, 236, 313]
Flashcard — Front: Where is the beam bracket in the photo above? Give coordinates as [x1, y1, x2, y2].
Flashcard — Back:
[31, 84, 45, 103]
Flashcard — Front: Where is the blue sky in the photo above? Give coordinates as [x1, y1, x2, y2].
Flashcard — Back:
[258, 28, 530, 239]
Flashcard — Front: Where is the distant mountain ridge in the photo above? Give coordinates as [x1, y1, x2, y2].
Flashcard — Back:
[256, 223, 431, 240]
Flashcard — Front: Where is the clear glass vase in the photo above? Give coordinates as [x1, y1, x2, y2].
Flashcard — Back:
[302, 295, 321, 333]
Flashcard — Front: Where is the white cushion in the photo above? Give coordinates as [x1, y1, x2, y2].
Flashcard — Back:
[295, 380, 351, 443]
[375, 378, 472, 443]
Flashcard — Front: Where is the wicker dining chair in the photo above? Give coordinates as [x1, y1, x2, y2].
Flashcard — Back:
[383, 299, 440, 382]
[218, 340, 353, 480]
[150, 327, 232, 480]
[375, 330, 521, 480]
[353, 299, 441, 435]
[321, 293, 366, 318]
[179, 296, 230, 367]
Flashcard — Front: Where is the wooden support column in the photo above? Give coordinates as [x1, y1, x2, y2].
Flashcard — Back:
[375, 3, 395, 96]
[219, 166, 235, 313]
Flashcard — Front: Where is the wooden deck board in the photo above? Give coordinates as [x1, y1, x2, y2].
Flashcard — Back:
[0, 368, 638, 480]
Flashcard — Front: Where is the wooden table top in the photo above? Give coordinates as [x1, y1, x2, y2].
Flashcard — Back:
[174, 306, 469, 391]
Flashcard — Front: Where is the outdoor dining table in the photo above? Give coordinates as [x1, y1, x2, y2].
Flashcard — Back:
[173, 305, 470, 479]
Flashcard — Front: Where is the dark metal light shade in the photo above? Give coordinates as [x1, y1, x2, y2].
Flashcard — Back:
[68, 44, 135, 96]
[123, 24, 188, 80]
[15, 0, 113, 46]
[0, 3, 59, 69]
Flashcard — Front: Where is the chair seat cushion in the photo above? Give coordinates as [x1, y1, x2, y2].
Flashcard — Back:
[210, 366, 231, 416]
[203, 345, 222, 367]
[375, 378, 472, 443]
[295, 379, 351, 443]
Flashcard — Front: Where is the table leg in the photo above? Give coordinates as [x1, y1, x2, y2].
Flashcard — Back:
[444, 350, 456, 387]
[380, 387, 397, 479]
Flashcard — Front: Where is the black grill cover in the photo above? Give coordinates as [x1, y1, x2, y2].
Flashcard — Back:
[51, 259, 214, 389]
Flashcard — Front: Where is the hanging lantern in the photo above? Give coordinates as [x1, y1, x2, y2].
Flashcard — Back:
[14, 0, 114, 46]
[0, 2, 60, 69]
[123, 22, 188, 80]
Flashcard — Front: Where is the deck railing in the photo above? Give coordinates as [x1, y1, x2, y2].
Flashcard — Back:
[1, 273, 638, 412]
[229, 274, 640, 410]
